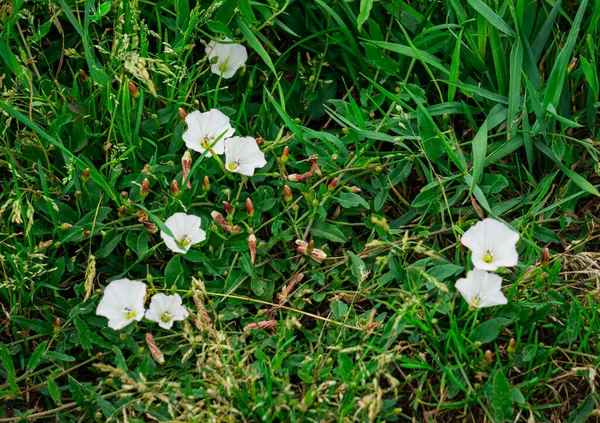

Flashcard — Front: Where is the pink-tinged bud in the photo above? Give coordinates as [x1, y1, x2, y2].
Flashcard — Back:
[120, 190, 129, 199]
[59, 223, 72, 230]
[331, 154, 338, 161]
[144, 222, 158, 234]
[350, 186, 361, 193]
[128, 81, 140, 99]
[328, 178, 338, 191]
[211, 211, 233, 233]
[181, 151, 192, 190]
[248, 234, 257, 263]
[281, 146, 289, 165]
[82, 230, 91, 238]
[245, 320, 278, 331]
[75, 190, 82, 198]
[310, 248, 327, 263]
[223, 201, 233, 214]
[82, 168, 90, 182]
[246, 198, 254, 217]
[79, 69, 88, 81]
[145, 333, 165, 364]
[171, 180, 180, 197]
[140, 178, 150, 197]
[295, 239, 309, 253]
[178, 107, 187, 123]
[118, 206, 126, 217]
[284, 185, 293, 202]
[202, 176, 210, 192]
[284, 273, 304, 295]
[541, 247, 550, 265]
[54, 318, 61, 332]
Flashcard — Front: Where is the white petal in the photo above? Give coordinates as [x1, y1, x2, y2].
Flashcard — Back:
[96, 279, 146, 329]
[460, 220, 486, 256]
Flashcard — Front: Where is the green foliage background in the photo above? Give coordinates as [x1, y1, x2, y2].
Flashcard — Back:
[1, 0, 599, 421]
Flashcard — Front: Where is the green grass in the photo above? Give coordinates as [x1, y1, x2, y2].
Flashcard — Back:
[1, 0, 600, 421]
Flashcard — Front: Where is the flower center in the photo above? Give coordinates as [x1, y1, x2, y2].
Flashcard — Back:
[482, 249, 494, 264]
[471, 294, 482, 307]
[160, 312, 172, 323]
[123, 307, 137, 320]
[227, 159, 241, 171]
[180, 234, 192, 247]
[200, 136, 215, 149]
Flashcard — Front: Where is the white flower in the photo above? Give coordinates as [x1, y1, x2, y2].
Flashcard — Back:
[161, 212, 206, 254]
[96, 279, 146, 330]
[460, 218, 519, 271]
[145, 293, 189, 329]
[205, 38, 248, 79]
[183, 109, 235, 157]
[224, 136, 267, 177]
[455, 269, 507, 309]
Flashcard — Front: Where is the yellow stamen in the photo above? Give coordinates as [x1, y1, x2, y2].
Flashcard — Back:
[124, 309, 137, 319]
[227, 162, 238, 171]
[180, 235, 191, 247]
[161, 312, 172, 323]
[483, 249, 494, 263]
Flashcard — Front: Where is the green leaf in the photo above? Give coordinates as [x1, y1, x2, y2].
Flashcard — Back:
[357, 0, 373, 30]
[566, 395, 596, 423]
[467, 0, 515, 37]
[0, 344, 18, 393]
[311, 222, 346, 243]
[45, 351, 76, 362]
[27, 341, 48, 372]
[337, 192, 370, 209]
[95, 230, 123, 259]
[469, 317, 511, 344]
[490, 370, 513, 422]
[368, 40, 449, 75]
[74, 316, 92, 350]
[471, 120, 488, 187]
[331, 300, 349, 319]
[347, 251, 367, 284]
[164, 255, 184, 288]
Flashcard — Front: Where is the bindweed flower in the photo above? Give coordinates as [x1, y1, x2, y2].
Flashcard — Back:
[224, 136, 267, 177]
[460, 218, 519, 271]
[145, 293, 189, 330]
[96, 279, 147, 330]
[455, 269, 507, 309]
[161, 212, 206, 254]
[183, 109, 235, 157]
[205, 38, 248, 79]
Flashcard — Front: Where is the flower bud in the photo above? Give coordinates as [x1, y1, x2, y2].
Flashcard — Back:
[350, 186, 361, 193]
[202, 176, 210, 192]
[310, 248, 327, 263]
[82, 168, 90, 182]
[245, 320, 278, 331]
[182, 151, 192, 190]
[60, 223, 72, 230]
[484, 350, 493, 364]
[145, 333, 165, 364]
[295, 239, 308, 253]
[171, 180, 181, 197]
[328, 178, 338, 191]
[248, 234, 257, 263]
[118, 206, 126, 217]
[79, 69, 88, 81]
[178, 107, 187, 122]
[140, 178, 150, 197]
[541, 247, 550, 266]
[128, 81, 140, 99]
[507, 338, 516, 358]
[284, 185, 293, 202]
[281, 146, 289, 165]
[223, 201, 233, 215]
[75, 190, 82, 198]
[246, 198, 254, 217]
[53, 318, 61, 332]
[82, 230, 91, 238]
[211, 211, 233, 233]
[144, 222, 158, 233]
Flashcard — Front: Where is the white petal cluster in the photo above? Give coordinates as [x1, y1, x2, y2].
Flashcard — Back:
[183, 109, 235, 157]
[455, 218, 520, 309]
[96, 279, 188, 331]
[205, 38, 248, 79]
[160, 212, 206, 254]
